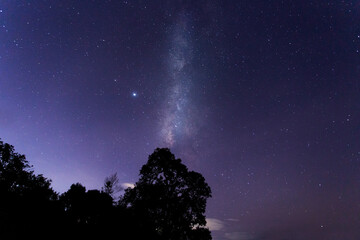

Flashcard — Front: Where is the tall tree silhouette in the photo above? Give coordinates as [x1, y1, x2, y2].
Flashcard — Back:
[120, 148, 212, 240]
[0, 139, 59, 238]
[102, 173, 121, 201]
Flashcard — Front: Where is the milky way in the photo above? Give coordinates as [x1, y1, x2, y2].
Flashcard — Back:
[160, 13, 195, 147]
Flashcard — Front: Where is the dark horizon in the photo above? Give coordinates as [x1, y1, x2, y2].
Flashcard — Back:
[1, 1, 359, 239]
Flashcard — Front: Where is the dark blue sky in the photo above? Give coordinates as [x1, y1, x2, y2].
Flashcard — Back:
[1, 1, 359, 239]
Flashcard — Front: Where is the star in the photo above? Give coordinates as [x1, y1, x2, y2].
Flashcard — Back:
[132, 92, 138, 97]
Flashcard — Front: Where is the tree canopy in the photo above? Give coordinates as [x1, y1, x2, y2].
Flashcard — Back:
[120, 148, 212, 240]
[0, 139, 59, 238]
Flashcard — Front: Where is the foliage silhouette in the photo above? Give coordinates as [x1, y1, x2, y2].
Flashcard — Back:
[102, 172, 121, 201]
[0, 140, 212, 240]
[120, 148, 212, 240]
[59, 183, 116, 238]
[0, 139, 61, 238]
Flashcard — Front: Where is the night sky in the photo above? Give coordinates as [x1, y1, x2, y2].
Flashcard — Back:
[1, 1, 360, 239]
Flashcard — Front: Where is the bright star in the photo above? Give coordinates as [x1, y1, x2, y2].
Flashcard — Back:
[132, 92, 137, 97]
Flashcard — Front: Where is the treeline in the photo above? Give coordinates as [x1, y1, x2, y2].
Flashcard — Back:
[0, 139, 212, 239]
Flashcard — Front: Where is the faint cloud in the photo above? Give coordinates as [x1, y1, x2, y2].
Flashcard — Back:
[121, 182, 135, 189]
[226, 218, 240, 222]
[225, 232, 254, 240]
[206, 218, 225, 231]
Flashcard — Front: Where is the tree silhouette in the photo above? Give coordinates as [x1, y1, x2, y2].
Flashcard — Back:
[60, 183, 115, 237]
[0, 139, 213, 239]
[102, 173, 121, 201]
[0, 139, 60, 238]
[120, 148, 212, 240]
[61, 183, 88, 225]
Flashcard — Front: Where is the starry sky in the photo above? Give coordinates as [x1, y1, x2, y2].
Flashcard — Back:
[1, 1, 360, 239]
